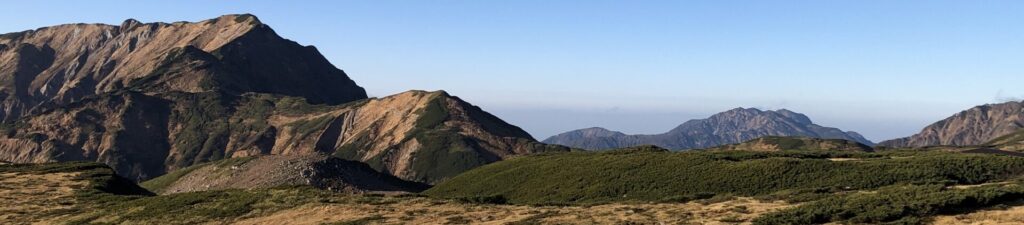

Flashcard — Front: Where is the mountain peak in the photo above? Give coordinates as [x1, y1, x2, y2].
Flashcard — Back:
[217, 13, 262, 25]
[0, 14, 366, 121]
[880, 101, 1024, 147]
[546, 108, 871, 150]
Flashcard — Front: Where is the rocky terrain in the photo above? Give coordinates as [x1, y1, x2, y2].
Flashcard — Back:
[0, 14, 365, 122]
[0, 89, 567, 184]
[544, 108, 872, 150]
[702, 136, 874, 152]
[879, 101, 1024, 148]
[0, 15, 568, 184]
[141, 154, 429, 195]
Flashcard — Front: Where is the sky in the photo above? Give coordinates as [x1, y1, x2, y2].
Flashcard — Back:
[2, 1, 1023, 142]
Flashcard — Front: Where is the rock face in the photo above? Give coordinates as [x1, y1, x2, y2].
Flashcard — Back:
[143, 154, 430, 195]
[0, 90, 567, 183]
[703, 136, 873, 152]
[0, 15, 567, 184]
[879, 101, 1024, 148]
[544, 108, 873, 150]
[0, 14, 366, 122]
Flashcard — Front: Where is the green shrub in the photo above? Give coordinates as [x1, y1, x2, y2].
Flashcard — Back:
[426, 150, 1024, 205]
[753, 184, 1024, 225]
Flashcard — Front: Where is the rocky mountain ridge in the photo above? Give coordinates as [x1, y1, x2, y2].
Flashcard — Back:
[0, 14, 366, 122]
[879, 101, 1024, 148]
[544, 108, 872, 150]
[0, 89, 568, 184]
[0, 15, 567, 184]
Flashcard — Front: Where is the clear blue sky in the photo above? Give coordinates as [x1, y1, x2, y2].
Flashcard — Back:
[3, 1, 1023, 142]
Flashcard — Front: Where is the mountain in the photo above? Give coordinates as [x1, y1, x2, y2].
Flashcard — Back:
[0, 14, 366, 122]
[543, 108, 873, 150]
[141, 154, 429, 194]
[703, 136, 873, 152]
[0, 89, 568, 184]
[0, 15, 568, 184]
[879, 101, 1024, 148]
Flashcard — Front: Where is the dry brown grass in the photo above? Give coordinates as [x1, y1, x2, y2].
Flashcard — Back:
[234, 197, 792, 225]
[0, 172, 85, 224]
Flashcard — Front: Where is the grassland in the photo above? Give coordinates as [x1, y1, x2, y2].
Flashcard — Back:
[425, 148, 1024, 224]
[426, 149, 1024, 205]
[11, 148, 1024, 224]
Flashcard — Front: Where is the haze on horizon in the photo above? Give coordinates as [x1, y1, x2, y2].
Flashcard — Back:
[3, 1, 1022, 142]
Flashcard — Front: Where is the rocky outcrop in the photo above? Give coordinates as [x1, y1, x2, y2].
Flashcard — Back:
[0, 15, 566, 184]
[703, 136, 873, 152]
[0, 14, 366, 122]
[544, 108, 872, 150]
[143, 154, 430, 195]
[0, 90, 569, 183]
[879, 101, 1024, 148]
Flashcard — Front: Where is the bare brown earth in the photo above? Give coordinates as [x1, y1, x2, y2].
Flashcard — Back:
[0, 172, 85, 224]
[150, 154, 427, 195]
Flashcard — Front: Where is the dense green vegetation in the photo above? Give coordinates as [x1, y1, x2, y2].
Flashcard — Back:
[754, 183, 1024, 224]
[425, 150, 1024, 205]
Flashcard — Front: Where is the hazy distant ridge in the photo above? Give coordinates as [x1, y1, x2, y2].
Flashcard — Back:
[543, 108, 873, 150]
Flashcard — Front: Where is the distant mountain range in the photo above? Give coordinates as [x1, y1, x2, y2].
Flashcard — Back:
[543, 108, 873, 150]
[879, 101, 1024, 148]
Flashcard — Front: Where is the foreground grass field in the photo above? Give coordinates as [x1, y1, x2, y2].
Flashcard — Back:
[9, 147, 1024, 224]
[426, 147, 1024, 224]
[0, 162, 789, 224]
[426, 147, 1024, 204]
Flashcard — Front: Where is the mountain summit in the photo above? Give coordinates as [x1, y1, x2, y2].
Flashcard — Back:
[544, 108, 872, 150]
[879, 101, 1024, 148]
[0, 14, 366, 122]
[0, 15, 566, 184]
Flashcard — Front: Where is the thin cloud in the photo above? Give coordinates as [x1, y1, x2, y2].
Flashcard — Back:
[995, 90, 1023, 102]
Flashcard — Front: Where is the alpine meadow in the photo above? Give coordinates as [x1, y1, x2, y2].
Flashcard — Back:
[2, 1, 1024, 225]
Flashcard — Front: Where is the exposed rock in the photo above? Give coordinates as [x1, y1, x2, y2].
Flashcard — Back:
[0, 14, 366, 122]
[0, 90, 568, 183]
[0, 15, 564, 184]
[544, 108, 872, 150]
[879, 101, 1024, 148]
[145, 154, 429, 195]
